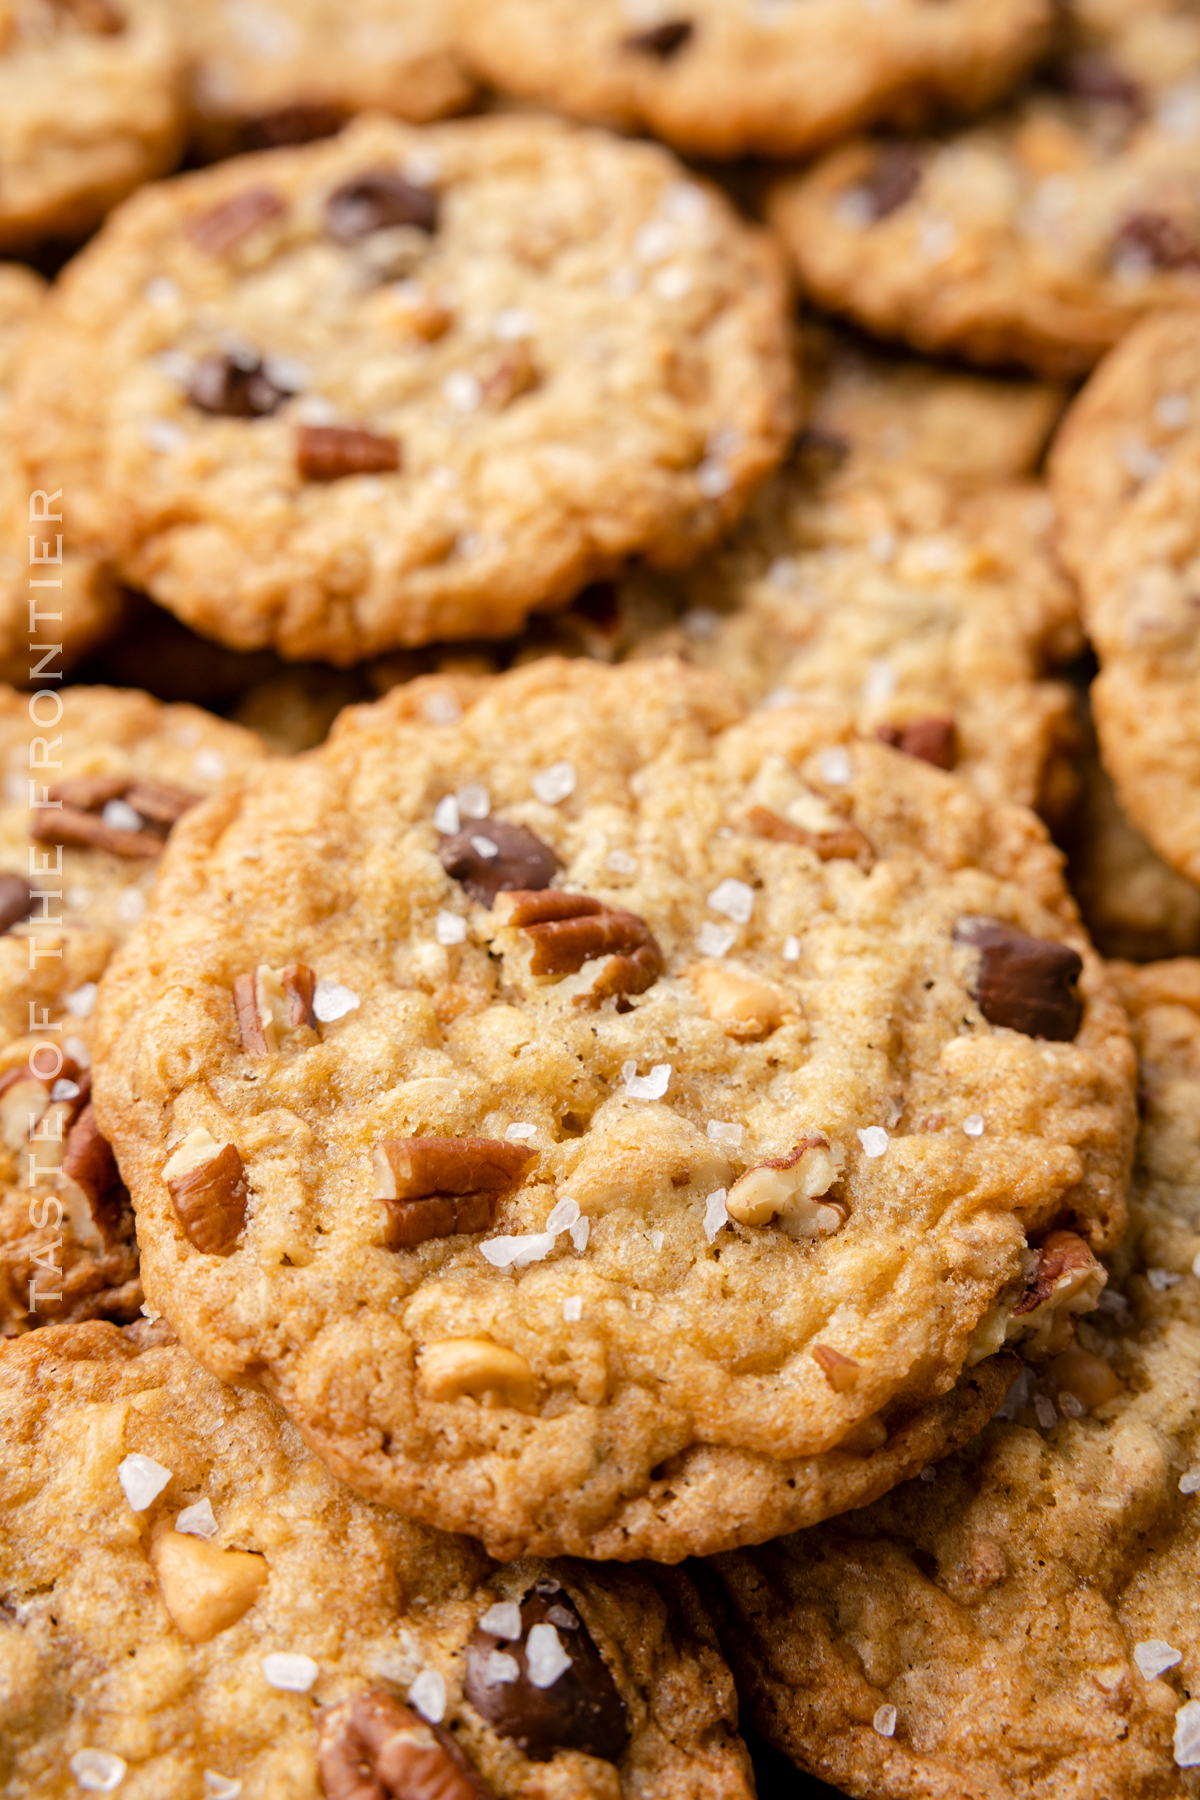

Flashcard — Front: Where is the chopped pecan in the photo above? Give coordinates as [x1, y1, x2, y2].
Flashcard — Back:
[186, 186, 286, 257]
[372, 1136, 532, 1247]
[316, 1691, 493, 1800]
[1114, 209, 1200, 270]
[954, 916, 1083, 1042]
[239, 103, 345, 150]
[439, 820, 560, 907]
[1009, 1229, 1105, 1355]
[478, 346, 538, 410]
[296, 424, 400, 481]
[726, 1137, 843, 1235]
[60, 1104, 126, 1245]
[233, 963, 317, 1056]
[0, 872, 33, 934]
[744, 804, 873, 867]
[188, 352, 292, 419]
[493, 890, 663, 1005]
[62, 0, 124, 33]
[30, 805, 164, 859]
[325, 170, 439, 242]
[465, 1584, 628, 1763]
[163, 1129, 247, 1257]
[875, 717, 957, 771]
[623, 18, 693, 56]
[30, 775, 200, 860]
[122, 779, 200, 827]
[813, 1344, 860, 1392]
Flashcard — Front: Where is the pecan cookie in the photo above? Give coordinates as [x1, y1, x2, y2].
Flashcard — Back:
[0, 0, 184, 250]
[0, 684, 265, 1336]
[768, 0, 1200, 376]
[707, 958, 1200, 1800]
[0, 264, 123, 687]
[13, 112, 795, 664]
[0, 1321, 754, 1798]
[92, 658, 1133, 1560]
[166, 0, 471, 158]
[451, 0, 1051, 160]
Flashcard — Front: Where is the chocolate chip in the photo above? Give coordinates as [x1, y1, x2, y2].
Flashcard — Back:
[188, 352, 292, 419]
[860, 142, 922, 220]
[1113, 210, 1200, 270]
[239, 103, 346, 150]
[465, 1587, 628, 1763]
[0, 873, 33, 935]
[186, 186, 286, 257]
[954, 917, 1083, 1041]
[1056, 52, 1141, 107]
[790, 425, 850, 467]
[325, 170, 439, 243]
[623, 18, 693, 56]
[296, 425, 400, 481]
[876, 717, 958, 770]
[438, 821, 560, 907]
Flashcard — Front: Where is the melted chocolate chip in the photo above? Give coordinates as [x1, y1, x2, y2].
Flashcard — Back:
[465, 1587, 628, 1763]
[623, 18, 693, 56]
[188, 352, 292, 419]
[438, 820, 560, 906]
[1113, 210, 1200, 270]
[325, 170, 439, 243]
[876, 717, 957, 770]
[861, 142, 922, 220]
[0, 872, 34, 935]
[954, 916, 1083, 1041]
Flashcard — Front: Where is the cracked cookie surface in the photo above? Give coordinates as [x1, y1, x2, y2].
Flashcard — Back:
[93, 658, 1133, 1560]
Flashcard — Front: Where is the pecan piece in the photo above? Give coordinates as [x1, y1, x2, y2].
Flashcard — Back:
[296, 424, 400, 481]
[188, 352, 292, 419]
[690, 964, 790, 1039]
[60, 1104, 127, 1245]
[186, 186, 286, 256]
[744, 804, 873, 867]
[372, 1136, 533, 1249]
[858, 142, 922, 220]
[726, 1137, 844, 1236]
[493, 889, 663, 1005]
[316, 1691, 493, 1800]
[623, 18, 693, 56]
[1009, 1229, 1105, 1355]
[163, 1129, 247, 1257]
[63, 0, 124, 32]
[0, 872, 33, 934]
[121, 780, 200, 827]
[465, 1584, 628, 1763]
[29, 775, 200, 860]
[954, 916, 1083, 1042]
[439, 820, 560, 907]
[233, 963, 317, 1055]
[875, 717, 957, 771]
[239, 103, 345, 150]
[1114, 209, 1200, 270]
[813, 1344, 860, 1392]
[325, 169, 439, 242]
[30, 805, 164, 859]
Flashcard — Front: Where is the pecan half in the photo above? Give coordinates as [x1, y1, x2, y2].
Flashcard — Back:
[188, 352, 292, 419]
[1009, 1229, 1105, 1355]
[233, 963, 317, 1056]
[62, 0, 124, 33]
[0, 872, 33, 934]
[744, 804, 873, 867]
[30, 775, 200, 859]
[372, 1136, 533, 1248]
[325, 170, 439, 242]
[726, 1137, 844, 1236]
[239, 103, 345, 150]
[163, 1129, 247, 1257]
[493, 890, 663, 1005]
[60, 1104, 126, 1244]
[186, 186, 286, 257]
[623, 18, 693, 56]
[316, 1691, 492, 1800]
[813, 1344, 860, 1392]
[954, 916, 1083, 1042]
[465, 1585, 628, 1763]
[122, 780, 200, 827]
[859, 142, 922, 220]
[296, 424, 400, 481]
[439, 820, 560, 907]
[876, 717, 957, 771]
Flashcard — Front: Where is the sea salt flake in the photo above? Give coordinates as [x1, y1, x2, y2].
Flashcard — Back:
[480, 1232, 555, 1268]
[493, 307, 536, 341]
[1147, 1267, 1182, 1292]
[64, 1035, 91, 1070]
[532, 760, 576, 805]
[69, 1749, 127, 1792]
[470, 835, 499, 860]
[313, 980, 360, 1023]
[1098, 1288, 1131, 1317]
[423, 692, 461, 726]
[1120, 436, 1163, 483]
[696, 460, 732, 498]
[634, 219, 677, 263]
[202, 1776, 242, 1799]
[526, 1623, 571, 1688]
[704, 1188, 729, 1243]
[762, 685, 800, 711]
[918, 216, 958, 263]
[1194, 1249, 1200, 1278]
[650, 1229, 664, 1251]
[783, 935, 801, 962]
[118, 1453, 171, 1512]
[919, 1466, 936, 1483]
[480, 1601, 522, 1639]
[1175, 1699, 1200, 1767]
[707, 878, 754, 924]
[66, 886, 94, 911]
[193, 748, 227, 782]
[818, 747, 852, 785]
[505, 1122, 535, 1141]
[457, 781, 490, 819]
[606, 848, 637, 875]
[707, 1120, 744, 1147]
[1058, 1391, 1085, 1419]
[834, 188, 874, 229]
[546, 1197, 580, 1235]
[1034, 1395, 1057, 1429]
[873, 1704, 897, 1738]
[698, 921, 737, 958]
[570, 1216, 590, 1253]
[622, 1061, 671, 1100]
[65, 982, 97, 1019]
[433, 795, 459, 834]
[262, 1652, 318, 1693]
[297, 394, 337, 425]
[682, 606, 719, 639]
[1180, 1466, 1200, 1495]
[869, 530, 897, 563]
[963, 1114, 985, 1138]
[176, 1498, 218, 1539]
[434, 910, 467, 946]
[653, 264, 693, 301]
[409, 1668, 446, 1722]
[1155, 391, 1191, 429]
[862, 658, 897, 705]
[483, 1649, 520, 1685]
[1134, 1639, 1182, 1681]
[857, 1127, 888, 1159]
[144, 276, 180, 307]
[50, 1076, 80, 1103]
[443, 370, 482, 413]
[142, 419, 186, 453]
[563, 1296, 583, 1322]
[116, 887, 146, 925]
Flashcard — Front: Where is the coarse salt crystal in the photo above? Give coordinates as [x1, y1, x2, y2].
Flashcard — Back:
[762, 686, 800, 712]
[140, 1302, 160, 1321]
[818, 747, 852, 786]
[532, 760, 576, 805]
[963, 1114, 985, 1137]
[563, 1296, 582, 1322]
[457, 782, 490, 819]
[696, 460, 732, 499]
[862, 659, 897, 705]
[707, 1120, 744, 1147]
[262, 1652, 318, 1693]
[783, 935, 801, 962]
[704, 1188, 729, 1243]
[545, 1197, 580, 1235]
[176, 1498, 218, 1539]
[919, 1466, 936, 1483]
[51, 1077, 80, 1103]
[653, 264, 693, 301]
[64, 1035, 91, 1070]
[409, 1668, 446, 1722]
[707, 878, 754, 924]
[142, 419, 186, 454]
[698, 921, 737, 958]
[505, 1122, 535, 1140]
[1194, 1249, 1200, 1277]
[145, 276, 180, 307]
[919, 216, 958, 263]
[682, 606, 719, 638]
[423, 692, 462, 726]
[470, 835, 499, 860]
[69, 1749, 127, 1792]
[313, 980, 360, 1023]
[869, 530, 897, 564]
[834, 188, 874, 229]
[1175, 1699, 1200, 1767]
[118, 1453, 171, 1512]
[1155, 391, 1191, 429]
[1034, 1395, 1057, 1429]
[1120, 437, 1163, 483]
[493, 307, 536, 341]
[435, 910, 467, 946]
[634, 219, 677, 263]
[606, 848, 637, 875]
[480, 1232, 555, 1269]
[65, 982, 97, 1019]
[526, 1623, 571, 1688]
[193, 749, 227, 782]
[857, 1127, 888, 1159]
[202, 1775, 242, 1799]
[101, 799, 142, 833]
[66, 885, 94, 911]
[622, 1061, 671, 1100]
[296, 394, 337, 425]
[483, 1649, 520, 1685]
[1097, 1289, 1131, 1316]
[1134, 1639, 1182, 1681]
[570, 1216, 590, 1253]
[1058, 1391, 1085, 1419]
[443, 370, 482, 413]
[649, 1230, 664, 1251]
[480, 1601, 523, 1639]
[873, 1704, 897, 1738]
[1147, 1267, 1182, 1292]
[1180, 1466, 1200, 1495]
[116, 887, 147, 925]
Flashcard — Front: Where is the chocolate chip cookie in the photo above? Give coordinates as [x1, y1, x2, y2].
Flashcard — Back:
[0, 684, 265, 1336]
[0, 0, 184, 250]
[768, 0, 1200, 376]
[707, 957, 1200, 1800]
[92, 657, 1133, 1560]
[0, 1320, 754, 1798]
[452, 0, 1051, 160]
[14, 112, 795, 664]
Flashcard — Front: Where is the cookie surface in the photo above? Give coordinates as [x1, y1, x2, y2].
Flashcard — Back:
[452, 0, 1051, 159]
[93, 658, 1133, 1560]
[0, 1320, 753, 1799]
[0, 685, 265, 1337]
[768, 0, 1200, 376]
[707, 958, 1200, 1800]
[0, 0, 184, 250]
[14, 112, 795, 664]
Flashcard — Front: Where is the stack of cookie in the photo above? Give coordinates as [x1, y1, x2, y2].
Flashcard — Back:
[0, 5, 1197, 1798]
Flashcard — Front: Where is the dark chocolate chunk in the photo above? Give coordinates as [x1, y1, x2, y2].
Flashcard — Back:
[325, 170, 439, 243]
[1113, 210, 1200, 270]
[438, 820, 560, 906]
[0, 873, 33, 935]
[876, 717, 958, 770]
[623, 18, 693, 56]
[860, 142, 922, 220]
[954, 916, 1083, 1041]
[1057, 52, 1141, 107]
[465, 1587, 628, 1763]
[239, 103, 346, 150]
[188, 352, 292, 419]
[296, 425, 401, 480]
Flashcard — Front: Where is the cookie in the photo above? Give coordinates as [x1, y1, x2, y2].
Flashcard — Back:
[92, 657, 1133, 1560]
[0, 265, 124, 687]
[13, 112, 796, 664]
[167, 0, 471, 158]
[0, 685, 265, 1336]
[0, 0, 184, 250]
[707, 958, 1200, 1800]
[0, 1320, 755, 1798]
[767, 0, 1200, 376]
[451, 0, 1051, 160]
